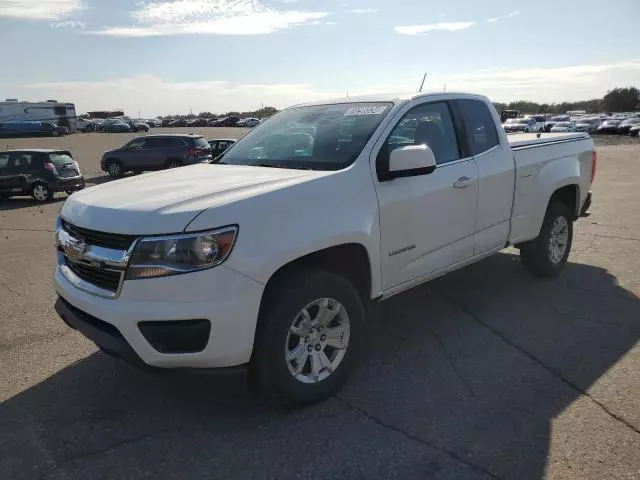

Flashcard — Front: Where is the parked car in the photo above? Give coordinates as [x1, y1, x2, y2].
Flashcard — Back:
[128, 120, 150, 132]
[76, 118, 96, 132]
[528, 115, 546, 132]
[237, 117, 260, 127]
[503, 117, 539, 133]
[169, 119, 188, 127]
[545, 115, 570, 132]
[629, 124, 640, 137]
[101, 119, 132, 133]
[55, 92, 595, 405]
[187, 118, 209, 127]
[208, 138, 236, 157]
[100, 134, 213, 177]
[161, 118, 174, 127]
[0, 121, 68, 137]
[616, 118, 640, 135]
[212, 116, 240, 127]
[207, 118, 221, 126]
[0, 149, 84, 202]
[575, 117, 601, 133]
[597, 119, 623, 134]
[550, 121, 577, 133]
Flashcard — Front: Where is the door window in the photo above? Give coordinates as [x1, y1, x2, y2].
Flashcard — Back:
[378, 102, 460, 177]
[11, 153, 33, 169]
[457, 99, 500, 156]
[143, 137, 166, 149]
[126, 139, 147, 150]
[0, 153, 10, 169]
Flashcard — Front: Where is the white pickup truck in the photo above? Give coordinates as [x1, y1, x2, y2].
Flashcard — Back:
[54, 92, 595, 405]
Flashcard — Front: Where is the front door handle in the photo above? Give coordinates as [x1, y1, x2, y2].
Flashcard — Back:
[453, 176, 475, 188]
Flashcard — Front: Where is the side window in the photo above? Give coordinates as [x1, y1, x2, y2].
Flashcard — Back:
[457, 99, 499, 156]
[168, 138, 186, 148]
[144, 138, 165, 148]
[126, 139, 147, 150]
[11, 153, 33, 169]
[378, 102, 460, 175]
[0, 153, 10, 168]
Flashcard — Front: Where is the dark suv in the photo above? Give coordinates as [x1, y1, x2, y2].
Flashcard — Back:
[0, 149, 85, 202]
[100, 134, 213, 177]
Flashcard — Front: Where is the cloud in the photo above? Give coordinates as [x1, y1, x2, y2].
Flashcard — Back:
[486, 10, 520, 23]
[0, 0, 84, 20]
[50, 19, 85, 28]
[395, 21, 475, 35]
[347, 8, 379, 14]
[19, 75, 342, 116]
[90, 0, 329, 36]
[16, 60, 640, 116]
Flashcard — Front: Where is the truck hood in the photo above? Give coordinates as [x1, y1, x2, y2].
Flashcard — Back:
[61, 164, 325, 234]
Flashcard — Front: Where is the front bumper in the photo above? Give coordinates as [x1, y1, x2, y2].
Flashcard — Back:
[54, 263, 264, 369]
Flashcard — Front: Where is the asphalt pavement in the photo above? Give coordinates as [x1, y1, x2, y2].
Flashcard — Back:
[1, 138, 639, 480]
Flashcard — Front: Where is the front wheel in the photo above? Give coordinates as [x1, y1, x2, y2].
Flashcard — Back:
[31, 183, 53, 202]
[166, 159, 182, 169]
[51, 130, 59, 137]
[106, 159, 124, 178]
[251, 270, 365, 406]
[520, 201, 573, 277]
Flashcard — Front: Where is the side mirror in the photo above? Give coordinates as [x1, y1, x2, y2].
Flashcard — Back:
[386, 144, 437, 180]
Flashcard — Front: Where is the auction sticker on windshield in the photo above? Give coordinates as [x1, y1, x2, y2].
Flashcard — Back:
[344, 106, 388, 116]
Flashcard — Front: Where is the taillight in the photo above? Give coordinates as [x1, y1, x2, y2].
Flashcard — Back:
[44, 162, 58, 175]
[591, 149, 597, 183]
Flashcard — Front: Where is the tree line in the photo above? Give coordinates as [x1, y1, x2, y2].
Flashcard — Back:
[494, 87, 639, 115]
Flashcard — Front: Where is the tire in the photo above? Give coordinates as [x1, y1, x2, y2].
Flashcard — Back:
[51, 130, 59, 137]
[106, 159, 124, 178]
[166, 159, 182, 169]
[251, 269, 365, 406]
[520, 201, 573, 278]
[31, 183, 53, 202]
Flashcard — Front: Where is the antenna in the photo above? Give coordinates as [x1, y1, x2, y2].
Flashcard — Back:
[418, 72, 427, 92]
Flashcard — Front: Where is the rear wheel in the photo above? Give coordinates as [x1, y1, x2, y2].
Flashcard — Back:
[106, 159, 124, 178]
[251, 269, 364, 406]
[167, 159, 182, 169]
[51, 130, 59, 137]
[520, 201, 573, 277]
[31, 183, 53, 202]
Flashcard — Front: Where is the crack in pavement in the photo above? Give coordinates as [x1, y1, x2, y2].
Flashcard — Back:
[433, 292, 640, 438]
[0, 227, 56, 233]
[36, 427, 172, 480]
[575, 232, 640, 243]
[336, 396, 502, 480]
[427, 329, 480, 399]
[552, 306, 640, 332]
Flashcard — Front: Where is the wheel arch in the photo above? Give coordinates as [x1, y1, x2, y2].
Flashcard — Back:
[259, 243, 373, 311]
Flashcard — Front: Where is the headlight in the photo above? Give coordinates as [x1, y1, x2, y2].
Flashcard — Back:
[126, 226, 238, 280]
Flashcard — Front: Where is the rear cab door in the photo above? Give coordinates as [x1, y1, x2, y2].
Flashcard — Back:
[7, 152, 35, 192]
[454, 98, 516, 254]
[119, 138, 149, 169]
[371, 97, 479, 291]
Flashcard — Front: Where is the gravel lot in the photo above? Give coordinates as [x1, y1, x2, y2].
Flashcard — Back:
[1, 132, 639, 480]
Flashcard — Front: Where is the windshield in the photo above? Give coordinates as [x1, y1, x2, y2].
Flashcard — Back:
[218, 102, 392, 171]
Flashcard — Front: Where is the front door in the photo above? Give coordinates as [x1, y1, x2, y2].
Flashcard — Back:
[373, 100, 479, 291]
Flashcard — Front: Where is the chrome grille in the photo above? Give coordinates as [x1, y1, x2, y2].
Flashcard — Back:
[64, 258, 122, 293]
[61, 219, 137, 250]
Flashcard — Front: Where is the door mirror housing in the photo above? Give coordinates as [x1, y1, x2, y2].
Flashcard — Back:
[385, 144, 437, 180]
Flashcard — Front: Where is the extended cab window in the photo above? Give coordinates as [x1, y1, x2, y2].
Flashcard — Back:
[378, 102, 460, 176]
[457, 99, 499, 156]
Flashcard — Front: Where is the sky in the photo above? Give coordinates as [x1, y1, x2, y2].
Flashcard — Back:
[0, 0, 639, 116]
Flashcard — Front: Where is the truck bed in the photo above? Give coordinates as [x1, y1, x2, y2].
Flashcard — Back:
[507, 132, 589, 150]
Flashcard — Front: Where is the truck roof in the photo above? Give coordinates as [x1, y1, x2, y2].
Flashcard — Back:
[294, 91, 490, 107]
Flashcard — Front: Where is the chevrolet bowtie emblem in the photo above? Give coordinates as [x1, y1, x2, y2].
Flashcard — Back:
[64, 237, 88, 261]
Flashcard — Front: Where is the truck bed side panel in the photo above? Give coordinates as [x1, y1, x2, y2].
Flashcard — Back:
[509, 136, 594, 244]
